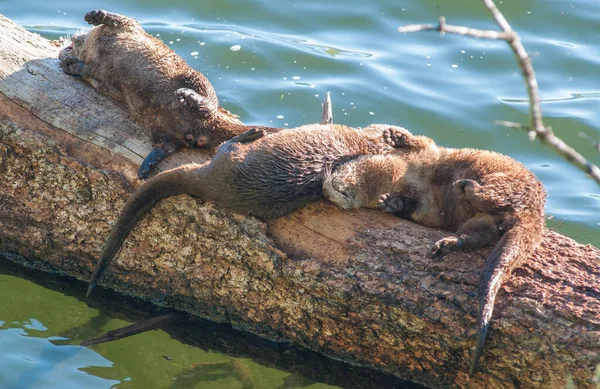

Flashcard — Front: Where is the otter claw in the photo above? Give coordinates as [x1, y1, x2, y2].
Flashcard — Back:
[84, 10, 107, 26]
[174, 88, 215, 117]
[175, 88, 201, 108]
[377, 193, 404, 214]
[432, 236, 462, 258]
[382, 127, 412, 148]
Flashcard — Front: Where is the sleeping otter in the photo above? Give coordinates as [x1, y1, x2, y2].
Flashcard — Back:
[323, 127, 546, 374]
[59, 9, 274, 178]
[86, 123, 403, 298]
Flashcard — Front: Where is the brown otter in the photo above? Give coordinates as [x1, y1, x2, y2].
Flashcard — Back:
[59, 9, 274, 178]
[323, 127, 546, 374]
[87, 123, 402, 298]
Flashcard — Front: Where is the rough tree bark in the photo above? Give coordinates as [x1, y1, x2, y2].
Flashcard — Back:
[0, 14, 598, 389]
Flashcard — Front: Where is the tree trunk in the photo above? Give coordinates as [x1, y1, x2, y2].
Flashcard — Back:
[0, 14, 598, 389]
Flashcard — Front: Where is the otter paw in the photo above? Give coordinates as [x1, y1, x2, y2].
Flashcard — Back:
[175, 88, 209, 110]
[60, 57, 85, 77]
[382, 127, 413, 148]
[377, 193, 404, 214]
[432, 236, 462, 258]
[84, 10, 108, 26]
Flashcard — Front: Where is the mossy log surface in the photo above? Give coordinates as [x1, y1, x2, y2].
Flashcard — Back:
[0, 14, 598, 389]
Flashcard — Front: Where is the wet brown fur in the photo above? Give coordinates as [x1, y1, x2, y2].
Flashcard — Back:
[324, 128, 546, 374]
[59, 10, 273, 177]
[87, 123, 399, 298]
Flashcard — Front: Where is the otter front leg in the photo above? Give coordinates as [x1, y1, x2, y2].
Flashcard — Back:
[138, 137, 177, 179]
[84, 9, 135, 29]
[383, 127, 436, 151]
[432, 214, 502, 258]
[377, 193, 418, 219]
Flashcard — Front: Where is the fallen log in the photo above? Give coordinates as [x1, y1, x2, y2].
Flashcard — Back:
[0, 14, 598, 389]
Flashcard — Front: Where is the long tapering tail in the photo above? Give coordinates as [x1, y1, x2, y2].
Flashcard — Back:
[469, 222, 541, 374]
[87, 165, 203, 298]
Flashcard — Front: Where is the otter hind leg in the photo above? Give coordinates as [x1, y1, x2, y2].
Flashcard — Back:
[138, 138, 177, 179]
[84, 10, 132, 29]
[432, 213, 502, 258]
[377, 193, 418, 219]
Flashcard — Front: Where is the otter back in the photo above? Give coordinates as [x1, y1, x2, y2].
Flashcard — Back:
[59, 9, 274, 178]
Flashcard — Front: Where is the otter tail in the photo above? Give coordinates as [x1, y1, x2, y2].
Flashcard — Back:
[87, 164, 205, 299]
[469, 220, 542, 374]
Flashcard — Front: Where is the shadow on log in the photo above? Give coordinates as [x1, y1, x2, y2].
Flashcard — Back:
[0, 14, 598, 389]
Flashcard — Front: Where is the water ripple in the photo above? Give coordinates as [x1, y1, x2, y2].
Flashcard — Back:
[500, 91, 600, 104]
[168, 22, 373, 58]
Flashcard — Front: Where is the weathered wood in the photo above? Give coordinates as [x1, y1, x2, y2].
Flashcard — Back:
[0, 14, 598, 389]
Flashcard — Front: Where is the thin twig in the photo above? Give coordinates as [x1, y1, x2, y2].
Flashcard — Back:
[399, 17, 513, 40]
[398, 1, 600, 185]
[321, 91, 333, 124]
[579, 132, 600, 152]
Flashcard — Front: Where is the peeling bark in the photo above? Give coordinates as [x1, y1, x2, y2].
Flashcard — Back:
[0, 14, 598, 389]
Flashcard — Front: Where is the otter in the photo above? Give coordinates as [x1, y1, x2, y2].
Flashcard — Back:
[323, 128, 546, 374]
[59, 9, 274, 179]
[87, 123, 404, 298]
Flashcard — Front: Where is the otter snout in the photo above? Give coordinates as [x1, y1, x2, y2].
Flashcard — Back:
[58, 33, 87, 61]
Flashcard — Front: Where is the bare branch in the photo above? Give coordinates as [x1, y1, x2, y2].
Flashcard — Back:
[482, 0, 514, 32]
[399, 1, 600, 185]
[399, 17, 513, 40]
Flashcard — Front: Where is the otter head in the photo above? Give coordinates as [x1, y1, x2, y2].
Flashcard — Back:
[324, 154, 406, 209]
[58, 32, 90, 63]
[58, 25, 108, 80]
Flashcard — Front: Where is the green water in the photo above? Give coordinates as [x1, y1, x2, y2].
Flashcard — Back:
[0, 0, 599, 388]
